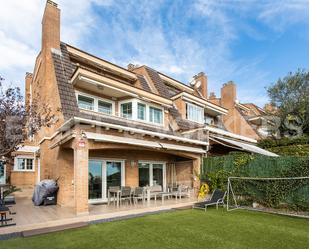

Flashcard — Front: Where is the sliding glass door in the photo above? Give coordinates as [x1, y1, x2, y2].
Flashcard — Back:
[89, 160, 102, 200]
[88, 159, 124, 202]
[138, 162, 166, 190]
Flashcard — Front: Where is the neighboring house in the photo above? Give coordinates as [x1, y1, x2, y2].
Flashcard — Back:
[9, 1, 276, 215]
[209, 81, 278, 141]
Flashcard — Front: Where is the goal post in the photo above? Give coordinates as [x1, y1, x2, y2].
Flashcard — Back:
[226, 176, 309, 214]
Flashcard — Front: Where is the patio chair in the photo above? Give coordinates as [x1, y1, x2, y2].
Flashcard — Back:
[132, 187, 145, 205]
[108, 186, 120, 205]
[171, 185, 190, 200]
[193, 189, 226, 211]
[148, 185, 163, 201]
[119, 186, 132, 206]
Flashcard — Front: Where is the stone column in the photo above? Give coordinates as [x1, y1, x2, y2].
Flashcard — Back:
[73, 135, 89, 215]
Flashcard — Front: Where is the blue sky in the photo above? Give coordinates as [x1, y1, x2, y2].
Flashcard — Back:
[1, 0, 309, 106]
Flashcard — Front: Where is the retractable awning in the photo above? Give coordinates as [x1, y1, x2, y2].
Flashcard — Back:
[85, 132, 206, 154]
[85, 132, 161, 149]
[159, 143, 206, 154]
[210, 135, 278, 157]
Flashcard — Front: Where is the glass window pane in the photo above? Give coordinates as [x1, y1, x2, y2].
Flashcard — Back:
[88, 160, 102, 199]
[137, 103, 146, 120]
[149, 107, 163, 124]
[138, 163, 150, 187]
[187, 103, 203, 123]
[26, 159, 33, 170]
[98, 100, 112, 115]
[121, 102, 132, 119]
[106, 162, 122, 193]
[78, 95, 94, 111]
[17, 159, 25, 170]
[153, 164, 163, 187]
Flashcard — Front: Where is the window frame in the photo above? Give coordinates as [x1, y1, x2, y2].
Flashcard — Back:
[137, 102, 146, 121]
[186, 102, 204, 124]
[119, 99, 164, 126]
[75, 91, 115, 115]
[120, 101, 133, 119]
[14, 156, 35, 172]
[149, 106, 163, 125]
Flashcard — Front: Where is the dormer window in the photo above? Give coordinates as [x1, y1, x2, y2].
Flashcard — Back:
[149, 106, 163, 124]
[186, 103, 204, 123]
[137, 103, 146, 120]
[120, 102, 133, 119]
[78, 95, 94, 111]
[119, 99, 164, 125]
[76, 91, 115, 115]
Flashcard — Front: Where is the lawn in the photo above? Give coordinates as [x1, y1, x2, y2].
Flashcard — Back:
[1, 209, 309, 249]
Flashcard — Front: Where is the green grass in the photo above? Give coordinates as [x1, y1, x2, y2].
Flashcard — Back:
[2, 209, 309, 249]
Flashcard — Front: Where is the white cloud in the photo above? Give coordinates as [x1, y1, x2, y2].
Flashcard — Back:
[1, 0, 308, 107]
[0, 0, 106, 88]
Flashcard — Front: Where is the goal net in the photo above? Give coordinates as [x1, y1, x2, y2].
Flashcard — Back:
[226, 176, 309, 216]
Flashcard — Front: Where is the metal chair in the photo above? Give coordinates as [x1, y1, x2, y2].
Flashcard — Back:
[132, 187, 145, 205]
[120, 186, 132, 206]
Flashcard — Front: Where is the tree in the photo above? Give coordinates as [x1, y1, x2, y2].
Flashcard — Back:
[0, 76, 55, 159]
[267, 69, 309, 137]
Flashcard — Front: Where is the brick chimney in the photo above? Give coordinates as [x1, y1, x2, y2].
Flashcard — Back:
[221, 81, 237, 109]
[25, 72, 33, 109]
[192, 72, 208, 99]
[42, 0, 60, 53]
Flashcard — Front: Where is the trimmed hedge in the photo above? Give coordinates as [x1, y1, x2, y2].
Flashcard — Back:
[202, 153, 309, 211]
[258, 136, 309, 148]
[268, 144, 309, 156]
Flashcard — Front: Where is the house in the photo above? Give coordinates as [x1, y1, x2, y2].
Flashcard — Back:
[209, 81, 278, 141]
[9, 1, 276, 215]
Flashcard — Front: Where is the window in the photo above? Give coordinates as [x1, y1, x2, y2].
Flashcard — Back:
[121, 102, 132, 119]
[149, 106, 163, 124]
[137, 103, 146, 120]
[78, 95, 94, 111]
[186, 103, 204, 123]
[138, 162, 166, 190]
[98, 100, 112, 115]
[15, 158, 34, 171]
[205, 115, 215, 125]
[76, 92, 114, 115]
[118, 99, 164, 126]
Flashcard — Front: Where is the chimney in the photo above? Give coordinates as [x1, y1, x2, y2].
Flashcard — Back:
[42, 0, 60, 53]
[221, 81, 237, 109]
[209, 92, 216, 99]
[192, 72, 208, 99]
[25, 73, 33, 109]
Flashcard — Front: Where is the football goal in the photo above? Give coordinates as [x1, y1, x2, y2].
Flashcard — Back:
[226, 176, 309, 215]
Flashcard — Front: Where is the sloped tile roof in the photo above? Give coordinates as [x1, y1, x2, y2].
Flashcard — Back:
[168, 107, 204, 131]
[144, 67, 171, 98]
[136, 74, 152, 92]
[52, 43, 79, 119]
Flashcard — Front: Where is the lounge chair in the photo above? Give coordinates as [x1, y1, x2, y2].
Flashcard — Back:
[193, 189, 226, 211]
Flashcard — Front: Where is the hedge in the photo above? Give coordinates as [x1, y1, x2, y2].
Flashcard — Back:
[258, 136, 309, 148]
[202, 153, 309, 211]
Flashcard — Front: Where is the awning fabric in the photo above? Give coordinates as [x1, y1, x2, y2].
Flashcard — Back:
[160, 143, 206, 154]
[85, 132, 206, 154]
[16, 145, 39, 153]
[85, 132, 160, 149]
[210, 135, 278, 157]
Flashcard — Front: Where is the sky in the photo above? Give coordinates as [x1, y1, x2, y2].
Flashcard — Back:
[1, 0, 309, 107]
